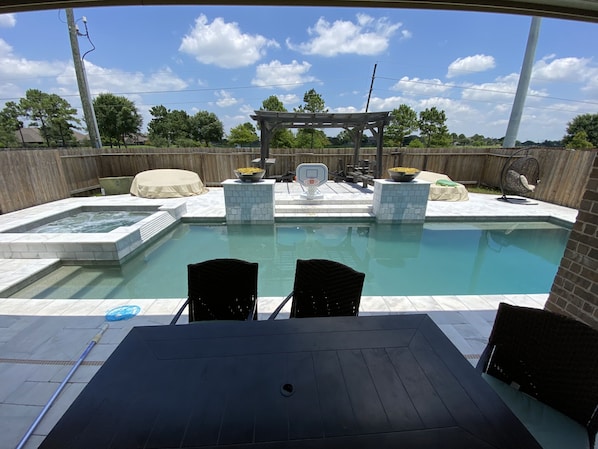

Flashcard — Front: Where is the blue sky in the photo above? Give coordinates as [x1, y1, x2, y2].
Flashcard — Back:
[1, 5, 597, 142]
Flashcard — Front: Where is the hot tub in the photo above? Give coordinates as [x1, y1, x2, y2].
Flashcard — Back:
[0, 203, 187, 262]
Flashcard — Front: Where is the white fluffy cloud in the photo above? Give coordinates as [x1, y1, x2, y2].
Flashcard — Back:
[214, 90, 239, 108]
[0, 38, 67, 80]
[179, 14, 279, 68]
[56, 62, 188, 96]
[447, 54, 496, 78]
[392, 76, 452, 96]
[286, 13, 405, 57]
[533, 55, 594, 82]
[0, 14, 16, 28]
[252, 60, 317, 90]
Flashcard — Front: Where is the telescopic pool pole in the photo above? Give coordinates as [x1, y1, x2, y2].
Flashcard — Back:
[15, 324, 109, 449]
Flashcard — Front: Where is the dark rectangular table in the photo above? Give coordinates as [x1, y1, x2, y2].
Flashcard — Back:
[39, 314, 541, 448]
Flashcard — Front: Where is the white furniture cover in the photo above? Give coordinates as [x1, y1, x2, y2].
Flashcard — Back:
[417, 171, 469, 201]
[130, 169, 207, 198]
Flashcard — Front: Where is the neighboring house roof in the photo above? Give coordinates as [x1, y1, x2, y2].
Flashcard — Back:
[15, 127, 89, 145]
[124, 133, 148, 144]
[16, 127, 44, 144]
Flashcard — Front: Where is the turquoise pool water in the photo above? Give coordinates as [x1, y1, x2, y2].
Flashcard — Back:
[11, 221, 569, 299]
[28, 211, 153, 233]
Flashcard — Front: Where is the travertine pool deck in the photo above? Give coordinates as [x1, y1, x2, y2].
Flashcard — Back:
[0, 182, 578, 449]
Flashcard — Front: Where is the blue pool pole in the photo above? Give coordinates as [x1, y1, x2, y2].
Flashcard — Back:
[15, 324, 109, 449]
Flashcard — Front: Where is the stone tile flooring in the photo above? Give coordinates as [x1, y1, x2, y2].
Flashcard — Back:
[0, 182, 578, 449]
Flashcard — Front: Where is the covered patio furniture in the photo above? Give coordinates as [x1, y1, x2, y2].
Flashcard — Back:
[477, 302, 598, 449]
[418, 171, 469, 201]
[170, 258, 258, 324]
[268, 259, 365, 319]
[130, 169, 207, 198]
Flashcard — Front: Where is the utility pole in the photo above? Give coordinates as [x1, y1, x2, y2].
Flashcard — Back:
[354, 64, 377, 167]
[365, 63, 377, 113]
[66, 8, 102, 149]
[503, 17, 542, 148]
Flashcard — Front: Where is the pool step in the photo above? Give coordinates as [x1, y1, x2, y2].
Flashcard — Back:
[8, 265, 103, 299]
[275, 202, 374, 219]
[275, 197, 372, 206]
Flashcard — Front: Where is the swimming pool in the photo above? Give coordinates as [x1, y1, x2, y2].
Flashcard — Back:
[10, 221, 569, 299]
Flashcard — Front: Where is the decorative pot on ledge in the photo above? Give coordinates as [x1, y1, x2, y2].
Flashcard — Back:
[388, 167, 421, 182]
[234, 167, 266, 182]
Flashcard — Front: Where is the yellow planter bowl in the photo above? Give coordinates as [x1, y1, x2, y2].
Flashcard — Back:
[388, 167, 421, 182]
[234, 168, 266, 182]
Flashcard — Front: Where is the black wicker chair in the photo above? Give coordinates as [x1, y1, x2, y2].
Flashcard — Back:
[477, 302, 598, 448]
[268, 259, 365, 319]
[170, 258, 258, 324]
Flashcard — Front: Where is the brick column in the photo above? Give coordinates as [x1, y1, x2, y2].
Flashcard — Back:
[546, 152, 598, 329]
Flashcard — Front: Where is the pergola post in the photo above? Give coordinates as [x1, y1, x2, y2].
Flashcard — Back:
[258, 119, 270, 169]
[375, 124, 384, 178]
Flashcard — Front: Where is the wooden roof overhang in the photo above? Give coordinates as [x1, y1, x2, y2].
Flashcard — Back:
[250, 111, 392, 177]
[1, 1, 597, 24]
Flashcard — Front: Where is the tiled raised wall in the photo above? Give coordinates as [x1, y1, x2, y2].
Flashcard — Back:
[372, 179, 430, 223]
[546, 152, 598, 329]
[223, 179, 275, 224]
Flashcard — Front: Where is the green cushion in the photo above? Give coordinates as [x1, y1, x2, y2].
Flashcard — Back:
[482, 373, 590, 449]
[435, 179, 460, 187]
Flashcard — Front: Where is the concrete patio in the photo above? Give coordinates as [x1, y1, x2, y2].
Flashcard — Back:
[0, 182, 578, 449]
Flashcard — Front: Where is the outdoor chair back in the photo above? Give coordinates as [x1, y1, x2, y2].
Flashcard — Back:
[269, 259, 365, 319]
[170, 258, 258, 324]
[477, 302, 598, 448]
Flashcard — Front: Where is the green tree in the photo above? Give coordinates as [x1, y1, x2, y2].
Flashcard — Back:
[385, 104, 418, 146]
[0, 101, 22, 147]
[408, 138, 424, 148]
[228, 122, 259, 146]
[563, 113, 598, 148]
[147, 105, 169, 145]
[93, 93, 142, 148]
[418, 107, 450, 147]
[44, 94, 81, 147]
[294, 89, 328, 148]
[260, 95, 295, 148]
[565, 130, 593, 149]
[19, 89, 80, 147]
[294, 88, 328, 113]
[261, 95, 286, 112]
[335, 129, 353, 146]
[148, 106, 191, 147]
[295, 129, 329, 148]
[190, 110, 223, 146]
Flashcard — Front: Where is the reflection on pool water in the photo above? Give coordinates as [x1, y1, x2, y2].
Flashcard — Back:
[11, 221, 570, 299]
[28, 211, 153, 233]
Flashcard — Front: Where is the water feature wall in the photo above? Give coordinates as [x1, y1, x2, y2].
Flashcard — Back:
[223, 179, 275, 224]
[373, 179, 430, 223]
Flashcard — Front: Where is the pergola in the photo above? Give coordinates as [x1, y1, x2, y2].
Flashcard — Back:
[250, 111, 392, 178]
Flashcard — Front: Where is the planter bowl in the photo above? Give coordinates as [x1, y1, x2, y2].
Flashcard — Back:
[388, 168, 421, 182]
[234, 169, 266, 183]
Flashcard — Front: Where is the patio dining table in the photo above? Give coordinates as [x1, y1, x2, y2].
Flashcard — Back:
[39, 314, 541, 449]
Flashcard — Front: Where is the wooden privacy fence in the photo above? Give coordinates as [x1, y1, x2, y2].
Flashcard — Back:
[0, 147, 595, 214]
